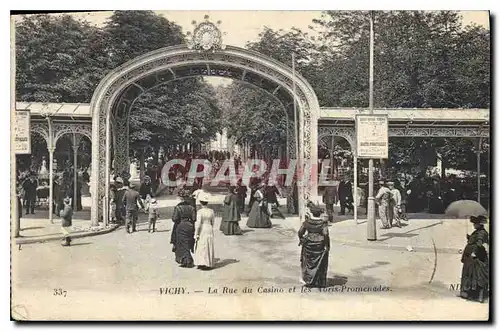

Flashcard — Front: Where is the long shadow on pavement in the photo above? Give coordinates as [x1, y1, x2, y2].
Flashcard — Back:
[378, 232, 419, 242]
[69, 242, 92, 246]
[213, 258, 239, 269]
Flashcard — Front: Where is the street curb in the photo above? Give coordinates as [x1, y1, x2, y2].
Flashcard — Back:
[15, 224, 120, 245]
[330, 238, 462, 255]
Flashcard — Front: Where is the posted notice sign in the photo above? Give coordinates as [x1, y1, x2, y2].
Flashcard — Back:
[14, 110, 31, 154]
[355, 114, 388, 159]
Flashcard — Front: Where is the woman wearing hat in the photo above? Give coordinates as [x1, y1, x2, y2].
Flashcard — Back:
[460, 215, 489, 303]
[298, 205, 329, 287]
[220, 186, 243, 235]
[171, 188, 197, 268]
[246, 182, 272, 228]
[194, 192, 216, 269]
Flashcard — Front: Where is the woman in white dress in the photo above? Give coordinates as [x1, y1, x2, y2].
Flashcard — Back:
[194, 192, 215, 270]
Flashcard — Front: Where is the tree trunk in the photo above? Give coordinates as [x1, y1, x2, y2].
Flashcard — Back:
[139, 148, 145, 178]
[440, 156, 446, 178]
[152, 146, 159, 165]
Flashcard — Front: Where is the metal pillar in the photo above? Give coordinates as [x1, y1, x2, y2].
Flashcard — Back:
[354, 155, 358, 223]
[14, 155, 20, 237]
[477, 137, 482, 203]
[292, 52, 304, 225]
[47, 117, 54, 223]
[48, 146, 55, 223]
[366, 11, 377, 241]
[330, 136, 335, 179]
[104, 111, 111, 227]
[72, 133, 81, 211]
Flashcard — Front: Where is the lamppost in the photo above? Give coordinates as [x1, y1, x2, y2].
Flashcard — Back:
[40, 108, 55, 224]
[366, 11, 377, 241]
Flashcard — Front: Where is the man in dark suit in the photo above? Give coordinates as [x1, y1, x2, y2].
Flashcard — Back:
[22, 172, 38, 215]
[114, 177, 127, 224]
[322, 182, 338, 223]
[122, 184, 144, 233]
[265, 183, 285, 219]
[338, 176, 354, 215]
[235, 179, 247, 214]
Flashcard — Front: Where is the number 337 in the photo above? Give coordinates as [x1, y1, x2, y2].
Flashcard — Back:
[53, 289, 67, 297]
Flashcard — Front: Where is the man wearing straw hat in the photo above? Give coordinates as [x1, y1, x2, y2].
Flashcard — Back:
[387, 181, 402, 228]
[375, 179, 391, 229]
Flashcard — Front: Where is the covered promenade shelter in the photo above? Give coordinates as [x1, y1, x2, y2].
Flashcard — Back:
[16, 102, 489, 224]
[318, 107, 489, 220]
[15, 102, 92, 223]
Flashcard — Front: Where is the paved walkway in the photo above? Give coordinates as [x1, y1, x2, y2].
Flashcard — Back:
[325, 218, 481, 254]
[13, 209, 487, 320]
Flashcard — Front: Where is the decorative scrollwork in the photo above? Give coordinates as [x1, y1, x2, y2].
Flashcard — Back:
[53, 123, 92, 145]
[187, 17, 226, 52]
[31, 122, 50, 145]
[389, 127, 489, 138]
[318, 127, 356, 151]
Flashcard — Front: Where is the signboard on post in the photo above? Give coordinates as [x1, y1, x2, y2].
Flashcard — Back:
[355, 114, 388, 159]
[14, 110, 31, 154]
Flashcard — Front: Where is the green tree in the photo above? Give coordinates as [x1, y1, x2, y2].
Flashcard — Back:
[15, 14, 105, 102]
[218, 82, 289, 158]
[130, 78, 222, 158]
[102, 10, 184, 69]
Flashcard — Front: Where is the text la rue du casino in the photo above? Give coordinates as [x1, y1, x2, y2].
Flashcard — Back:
[159, 285, 391, 295]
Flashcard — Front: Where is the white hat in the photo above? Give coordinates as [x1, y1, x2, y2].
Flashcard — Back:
[199, 192, 211, 203]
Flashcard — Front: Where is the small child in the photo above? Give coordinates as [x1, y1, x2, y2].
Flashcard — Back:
[148, 198, 160, 233]
[60, 197, 73, 246]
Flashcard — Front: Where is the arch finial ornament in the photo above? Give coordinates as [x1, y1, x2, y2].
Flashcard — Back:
[186, 16, 226, 52]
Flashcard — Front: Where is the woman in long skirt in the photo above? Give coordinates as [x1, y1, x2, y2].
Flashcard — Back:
[171, 189, 197, 268]
[298, 205, 329, 287]
[246, 184, 272, 228]
[220, 186, 243, 235]
[460, 215, 489, 302]
[194, 193, 215, 269]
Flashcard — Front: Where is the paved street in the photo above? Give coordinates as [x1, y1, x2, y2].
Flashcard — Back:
[12, 202, 488, 320]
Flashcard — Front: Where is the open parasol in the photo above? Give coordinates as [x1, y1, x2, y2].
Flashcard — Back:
[445, 200, 488, 218]
[445, 200, 488, 236]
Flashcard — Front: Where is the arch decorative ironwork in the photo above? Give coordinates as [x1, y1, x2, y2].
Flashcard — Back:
[318, 127, 356, 152]
[53, 123, 92, 145]
[90, 35, 320, 224]
[31, 123, 50, 145]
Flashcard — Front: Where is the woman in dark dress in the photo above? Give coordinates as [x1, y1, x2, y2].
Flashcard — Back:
[460, 215, 489, 303]
[220, 186, 243, 235]
[171, 189, 197, 268]
[298, 205, 330, 287]
[246, 183, 272, 228]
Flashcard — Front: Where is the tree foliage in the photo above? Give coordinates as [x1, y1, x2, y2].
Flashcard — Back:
[218, 83, 289, 149]
[228, 10, 490, 170]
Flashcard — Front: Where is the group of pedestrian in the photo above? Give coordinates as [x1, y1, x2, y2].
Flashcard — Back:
[322, 175, 354, 223]
[406, 173, 481, 213]
[170, 189, 215, 269]
[376, 180, 406, 229]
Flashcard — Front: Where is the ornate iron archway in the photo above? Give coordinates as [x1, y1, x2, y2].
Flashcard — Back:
[90, 20, 320, 225]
